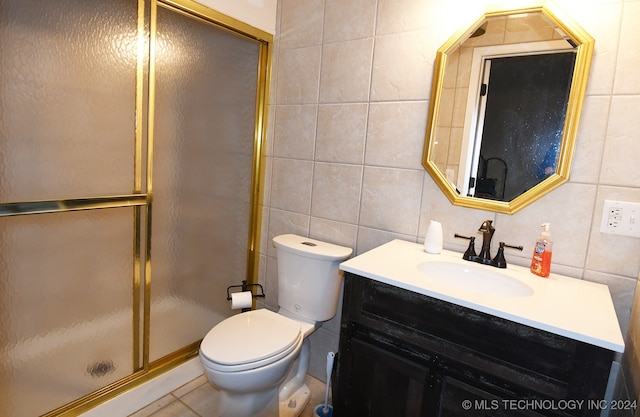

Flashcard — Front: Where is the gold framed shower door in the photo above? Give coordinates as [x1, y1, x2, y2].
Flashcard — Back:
[0, 0, 271, 415]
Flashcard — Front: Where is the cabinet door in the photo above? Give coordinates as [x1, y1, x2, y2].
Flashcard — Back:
[438, 376, 549, 417]
[338, 337, 435, 417]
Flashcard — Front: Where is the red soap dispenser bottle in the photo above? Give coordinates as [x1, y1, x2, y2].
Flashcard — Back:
[530, 223, 552, 278]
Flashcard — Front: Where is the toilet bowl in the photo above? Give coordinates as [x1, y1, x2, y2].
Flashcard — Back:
[200, 309, 314, 417]
[199, 234, 352, 417]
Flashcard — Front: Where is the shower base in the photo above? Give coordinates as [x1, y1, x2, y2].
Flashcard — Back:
[1, 298, 223, 417]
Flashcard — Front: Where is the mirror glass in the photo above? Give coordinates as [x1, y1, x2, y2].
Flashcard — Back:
[423, 6, 594, 214]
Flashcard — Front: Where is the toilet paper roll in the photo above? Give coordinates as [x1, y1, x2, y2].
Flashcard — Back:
[230, 291, 253, 310]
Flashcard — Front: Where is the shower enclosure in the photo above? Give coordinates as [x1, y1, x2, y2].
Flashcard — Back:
[0, 1, 271, 415]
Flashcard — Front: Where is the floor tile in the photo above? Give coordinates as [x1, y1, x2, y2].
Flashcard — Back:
[180, 382, 224, 417]
[146, 401, 199, 417]
[128, 395, 176, 417]
[128, 374, 327, 417]
[172, 375, 209, 398]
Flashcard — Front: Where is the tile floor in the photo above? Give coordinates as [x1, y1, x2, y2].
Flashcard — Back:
[128, 374, 327, 417]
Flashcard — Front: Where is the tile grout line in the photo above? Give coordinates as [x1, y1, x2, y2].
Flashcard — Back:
[178, 398, 203, 417]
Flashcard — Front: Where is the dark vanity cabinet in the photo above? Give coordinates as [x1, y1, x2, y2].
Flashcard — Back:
[334, 273, 615, 417]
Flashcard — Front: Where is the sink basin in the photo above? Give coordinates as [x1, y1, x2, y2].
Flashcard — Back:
[417, 261, 534, 297]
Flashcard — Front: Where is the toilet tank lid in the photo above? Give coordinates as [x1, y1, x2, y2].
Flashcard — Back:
[273, 234, 352, 261]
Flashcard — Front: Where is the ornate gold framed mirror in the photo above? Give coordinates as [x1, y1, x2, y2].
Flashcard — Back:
[422, 5, 594, 214]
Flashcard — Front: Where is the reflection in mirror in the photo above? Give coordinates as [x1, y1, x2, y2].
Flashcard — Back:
[471, 50, 575, 200]
[423, 6, 594, 214]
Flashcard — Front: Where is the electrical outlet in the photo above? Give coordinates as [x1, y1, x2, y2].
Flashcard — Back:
[600, 200, 640, 237]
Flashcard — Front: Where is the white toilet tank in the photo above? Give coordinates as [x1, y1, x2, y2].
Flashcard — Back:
[273, 234, 352, 322]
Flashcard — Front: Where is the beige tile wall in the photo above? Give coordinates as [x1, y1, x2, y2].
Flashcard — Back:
[260, 0, 640, 379]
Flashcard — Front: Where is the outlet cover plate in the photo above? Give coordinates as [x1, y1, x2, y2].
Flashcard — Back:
[600, 200, 640, 238]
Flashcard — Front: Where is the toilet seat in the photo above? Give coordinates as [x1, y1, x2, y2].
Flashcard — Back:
[200, 309, 302, 372]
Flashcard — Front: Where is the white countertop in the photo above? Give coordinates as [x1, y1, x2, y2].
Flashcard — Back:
[340, 239, 625, 353]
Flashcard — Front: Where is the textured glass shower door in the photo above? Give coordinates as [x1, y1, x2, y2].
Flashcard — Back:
[149, 3, 263, 362]
[0, 0, 269, 415]
[0, 210, 137, 417]
[0, 0, 141, 416]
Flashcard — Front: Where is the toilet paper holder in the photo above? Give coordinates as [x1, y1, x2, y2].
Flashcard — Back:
[226, 280, 265, 312]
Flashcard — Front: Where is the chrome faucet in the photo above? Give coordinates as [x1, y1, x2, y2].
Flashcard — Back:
[477, 220, 495, 265]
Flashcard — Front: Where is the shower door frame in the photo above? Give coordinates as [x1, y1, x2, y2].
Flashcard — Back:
[140, 0, 272, 374]
[0, 0, 272, 415]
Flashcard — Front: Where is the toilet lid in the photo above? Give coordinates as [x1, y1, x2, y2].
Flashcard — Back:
[200, 309, 301, 366]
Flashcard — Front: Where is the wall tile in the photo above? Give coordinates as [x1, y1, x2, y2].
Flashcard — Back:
[356, 226, 417, 255]
[324, 0, 377, 43]
[376, 0, 440, 35]
[309, 217, 358, 250]
[270, 30, 281, 114]
[260, 206, 270, 260]
[311, 162, 363, 224]
[315, 103, 368, 164]
[262, 153, 273, 206]
[275, 46, 321, 104]
[269, 158, 313, 214]
[359, 167, 423, 235]
[278, 0, 324, 49]
[319, 39, 374, 103]
[570, 95, 609, 184]
[257, 252, 267, 303]
[613, 1, 640, 94]
[498, 183, 597, 270]
[370, 30, 434, 101]
[558, 0, 622, 96]
[266, 208, 310, 259]
[600, 96, 640, 187]
[364, 101, 429, 170]
[273, 105, 318, 159]
[265, 98, 277, 158]
[264, 255, 280, 317]
[308, 327, 339, 379]
[433, 1, 487, 45]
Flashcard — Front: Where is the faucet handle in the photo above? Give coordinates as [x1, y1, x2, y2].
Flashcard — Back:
[454, 233, 478, 261]
[491, 242, 523, 268]
[478, 219, 495, 233]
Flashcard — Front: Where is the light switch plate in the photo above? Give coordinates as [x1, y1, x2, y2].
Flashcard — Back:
[600, 200, 640, 238]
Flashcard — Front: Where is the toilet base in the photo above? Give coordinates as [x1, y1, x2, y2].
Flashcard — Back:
[219, 387, 279, 417]
[278, 383, 311, 417]
[201, 319, 315, 417]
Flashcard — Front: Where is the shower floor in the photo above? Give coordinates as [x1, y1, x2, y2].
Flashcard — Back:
[2, 298, 223, 417]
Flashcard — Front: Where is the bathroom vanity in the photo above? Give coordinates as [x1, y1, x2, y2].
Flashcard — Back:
[335, 240, 625, 417]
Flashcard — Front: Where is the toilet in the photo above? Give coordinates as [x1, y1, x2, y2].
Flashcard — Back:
[199, 234, 352, 417]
